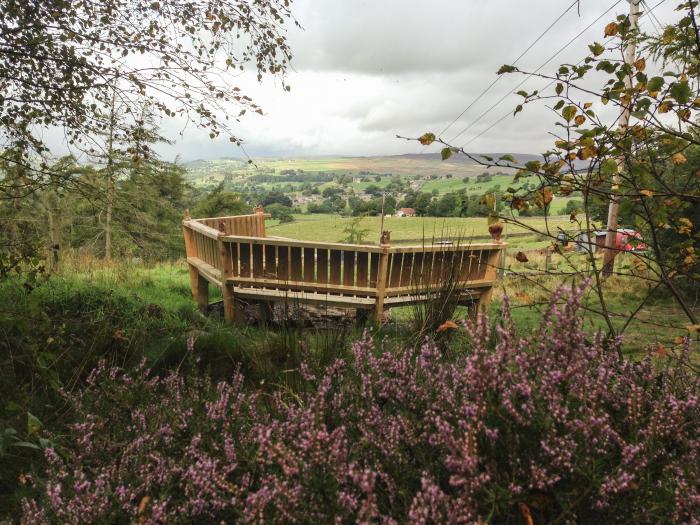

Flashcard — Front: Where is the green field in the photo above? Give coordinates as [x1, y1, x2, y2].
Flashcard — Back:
[266, 213, 572, 248]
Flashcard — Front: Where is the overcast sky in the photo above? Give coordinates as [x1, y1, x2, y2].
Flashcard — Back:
[153, 0, 676, 162]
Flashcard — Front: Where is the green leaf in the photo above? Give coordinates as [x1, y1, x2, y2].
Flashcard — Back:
[27, 412, 42, 436]
[555, 83, 564, 95]
[499, 154, 516, 163]
[601, 159, 619, 176]
[497, 64, 517, 75]
[516, 90, 528, 98]
[440, 147, 452, 161]
[588, 42, 605, 56]
[553, 100, 565, 111]
[562, 105, 577, 122]
[514, 104, 523, 116]
[11, 441, 41, 451]
[598, 61, 618, 74]
[670, 81, 691, 104]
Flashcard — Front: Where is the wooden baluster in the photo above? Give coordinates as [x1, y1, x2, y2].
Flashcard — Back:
[330, 250, 342, 285]
[343, 251, 356, 287]
[369, 253, 380, 288]
[389, 253, 402, 288]
[290, 247, 302, 281]
[264, 245, 276, 278]
[356, 251, 369, 288]
[230, 243, 239, 277]
[252, 244, 264, 277]
[304, 248, 315, 283]
[400, 253, 414, 287]
[277, 246, 289, 281]
[239, 243, 251, 277]
[412, 252, 424, 288]
[317, 249, 328, 284]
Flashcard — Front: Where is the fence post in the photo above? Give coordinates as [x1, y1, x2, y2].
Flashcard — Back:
[374, 231, 391, 323]
[183, 211, 209, 313]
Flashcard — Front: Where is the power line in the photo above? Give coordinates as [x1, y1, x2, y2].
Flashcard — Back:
[459, 0, 668, 150]
[432, 0, 581, 143]
[452, 0, 625, 146]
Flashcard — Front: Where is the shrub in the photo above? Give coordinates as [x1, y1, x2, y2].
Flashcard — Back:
[21, 285, 700, 523]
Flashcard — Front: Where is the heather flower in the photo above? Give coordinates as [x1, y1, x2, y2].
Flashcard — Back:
[22, 284, 700, 523]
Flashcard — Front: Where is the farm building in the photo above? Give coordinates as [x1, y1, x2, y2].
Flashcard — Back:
[395, 207, 416, 217]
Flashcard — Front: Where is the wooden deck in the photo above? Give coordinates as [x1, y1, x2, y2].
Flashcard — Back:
[183, 208, 506, 323]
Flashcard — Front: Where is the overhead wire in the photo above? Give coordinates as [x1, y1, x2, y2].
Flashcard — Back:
[429, 0, 582, 144]
[458, 0, 668, 150]
[451, 0, 625, 146]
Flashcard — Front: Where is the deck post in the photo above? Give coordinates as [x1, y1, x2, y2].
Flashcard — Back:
[253, 204, 266, 237]
[218, 224, 243, 323]
[182, 211, 208, 312]
[477, 247, 502, 315]
[374, 231, 391, 323]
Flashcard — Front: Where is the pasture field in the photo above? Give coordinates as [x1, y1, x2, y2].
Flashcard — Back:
[266, 214, 573, 248]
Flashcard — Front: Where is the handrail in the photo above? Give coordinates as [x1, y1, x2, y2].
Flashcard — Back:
[191, 212, 271, 223]
[184, 220, 221, 240]
[221, 234, 387, 253]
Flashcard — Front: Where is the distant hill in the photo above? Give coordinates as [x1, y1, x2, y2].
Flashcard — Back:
[184, 153, 543, 179]
[389, 152, 541, 165]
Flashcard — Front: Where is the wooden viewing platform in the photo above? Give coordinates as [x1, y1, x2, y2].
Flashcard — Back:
[183, 207, 506, 323]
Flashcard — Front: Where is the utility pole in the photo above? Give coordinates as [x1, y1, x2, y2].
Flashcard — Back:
[603, 0, 641, 275]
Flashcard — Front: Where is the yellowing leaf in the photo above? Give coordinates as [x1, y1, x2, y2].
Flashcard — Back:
[686, 324, 700, 334]
[604, 22, 619, 37]
[574, 114, 586, 126]
[634, 57, 646, 71]
[677, 217, 693, 235]
[518, 503, 534, 525]
[436, 320, 459, 333]
[640, 189, 654, 197]
[659, 101, 673, 113]
[418, 133, 435, 146]
[672, 152, 687, 165]
[577, 146, 596, 160]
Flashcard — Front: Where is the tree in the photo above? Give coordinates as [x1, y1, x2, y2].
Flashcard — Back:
[192, 183, 250, 219]
[418, 3, 700, 337]
[341, 216, 371, 244]
[0, 0, 296, 191]
[266, 203, 294, 223]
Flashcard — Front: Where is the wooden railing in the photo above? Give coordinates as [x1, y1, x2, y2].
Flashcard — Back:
[183, 208, 505, 322]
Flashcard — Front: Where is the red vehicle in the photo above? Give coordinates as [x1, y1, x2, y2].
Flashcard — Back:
[615, 229, 647, 252]
[575, 229, 647, 254]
